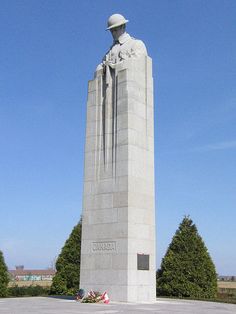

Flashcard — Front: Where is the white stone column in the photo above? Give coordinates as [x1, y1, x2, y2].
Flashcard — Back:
[80, 55, 156, 302]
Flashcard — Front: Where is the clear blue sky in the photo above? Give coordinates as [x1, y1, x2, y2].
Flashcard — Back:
[0, 0, 235, 275]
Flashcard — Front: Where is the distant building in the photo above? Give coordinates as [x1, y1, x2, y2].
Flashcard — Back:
[218, 275, 236, 282]
[9, 266, 55, 282]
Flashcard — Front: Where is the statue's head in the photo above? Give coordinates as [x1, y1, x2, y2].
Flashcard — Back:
[106, 14, 129, 41]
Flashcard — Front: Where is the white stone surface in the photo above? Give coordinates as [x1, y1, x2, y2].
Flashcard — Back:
[80, 52, 155, 302]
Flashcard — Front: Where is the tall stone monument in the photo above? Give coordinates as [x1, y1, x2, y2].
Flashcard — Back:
[80, 14, 156, 302]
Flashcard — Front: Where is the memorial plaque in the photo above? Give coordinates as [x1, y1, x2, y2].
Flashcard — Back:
[137, 254, 150, 270]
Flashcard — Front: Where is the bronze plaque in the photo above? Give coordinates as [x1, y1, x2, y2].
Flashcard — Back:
[137, 254, 149, 270]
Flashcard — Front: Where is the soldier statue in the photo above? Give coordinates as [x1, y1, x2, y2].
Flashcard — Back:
[97, 13, 147, 71]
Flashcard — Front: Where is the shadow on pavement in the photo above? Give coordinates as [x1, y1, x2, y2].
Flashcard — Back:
[47, 295, 75, 300]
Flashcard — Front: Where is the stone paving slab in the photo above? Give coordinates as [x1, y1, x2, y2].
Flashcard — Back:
[0, 297, 235, 314]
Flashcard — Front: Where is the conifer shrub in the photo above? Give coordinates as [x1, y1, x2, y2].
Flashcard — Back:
[50, 220, 82, 295]
[156, 216, 217, 299]
[0, 251, 9, 297]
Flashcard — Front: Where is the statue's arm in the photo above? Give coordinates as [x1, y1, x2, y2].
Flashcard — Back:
[95, 39, 147, 72]
[96, 48, 112, 71]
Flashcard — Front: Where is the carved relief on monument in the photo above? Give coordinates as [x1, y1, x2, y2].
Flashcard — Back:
[89, 14, 151, 179]
[92, 241, 117, 253]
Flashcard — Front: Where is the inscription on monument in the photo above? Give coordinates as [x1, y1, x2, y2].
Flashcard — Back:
[92, 241, 116, 252]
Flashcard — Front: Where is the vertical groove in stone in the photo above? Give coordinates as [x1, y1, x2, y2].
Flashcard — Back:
[145, 56, 148, 150]
[111, 68, 118, 179]
[111, 69, 115, 175]
[94, 77, 98, 181]
[97, 75, 103, 180]
[98, 66, 118, 178]
[114, 72, 118, 179]
[102, 74, 106, 167]
[106, 75, 111, 172]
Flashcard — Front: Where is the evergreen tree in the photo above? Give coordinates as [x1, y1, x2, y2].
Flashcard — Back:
[50, 220, 82, 295]
[157, 216, 217, 298]
[0, 250, 9, 297]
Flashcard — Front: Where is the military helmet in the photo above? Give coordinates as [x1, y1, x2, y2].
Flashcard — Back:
[106, 13, 129, 30]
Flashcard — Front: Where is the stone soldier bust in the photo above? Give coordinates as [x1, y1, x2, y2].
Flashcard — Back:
[97, 13, 147, 70]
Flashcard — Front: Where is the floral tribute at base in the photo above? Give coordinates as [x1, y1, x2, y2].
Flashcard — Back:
[75, 289, 109, 304]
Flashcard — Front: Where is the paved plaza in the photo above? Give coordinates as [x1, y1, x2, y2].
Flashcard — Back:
[0, 297, 235, 314]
